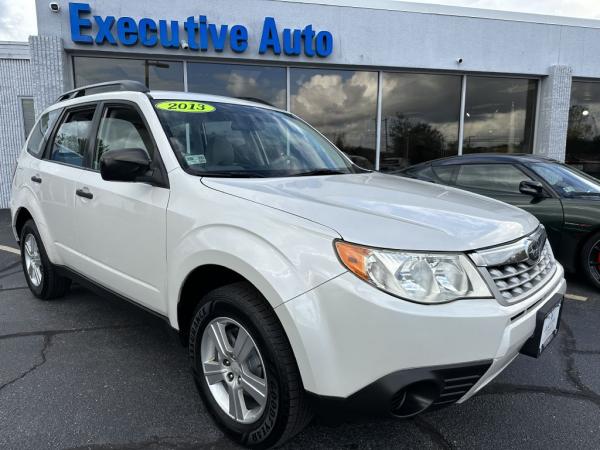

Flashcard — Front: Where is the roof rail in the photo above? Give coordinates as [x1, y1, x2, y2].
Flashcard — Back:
[236, 97, 275, 107]
[56, 80, 150, 102]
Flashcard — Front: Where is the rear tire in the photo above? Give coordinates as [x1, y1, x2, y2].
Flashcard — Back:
[188, 282, 312, 448]
[20, 219, 71, 300]
[581, 231, 600, 290]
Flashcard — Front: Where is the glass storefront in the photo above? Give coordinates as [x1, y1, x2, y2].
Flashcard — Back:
[566, 81, 600, 178]
[73, 57, 184, 90]
[290, 68, 378, 169]
[187, 63, 286, 109]
[380, 72, 461, 172]
[463, 77, 537, 154]
[72, 56, 540, 170]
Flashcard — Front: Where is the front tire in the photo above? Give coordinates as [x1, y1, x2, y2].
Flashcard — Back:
[20, 219, 71, 300]
[582, 231, 600, 290]
[189, 282, 312, 448]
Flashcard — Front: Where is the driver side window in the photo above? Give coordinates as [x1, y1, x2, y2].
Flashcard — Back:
[94, 106, 154, 170]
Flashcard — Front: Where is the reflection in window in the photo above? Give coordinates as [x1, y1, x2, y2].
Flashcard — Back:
[454, 164, 532, 194]
[566, 81, 600, 178]
[290, 68, 378, 169]
[380, 73, 461, 172]
[187, 63, 286, 109]
[73, 57, 184, 90]
[463, 77, 537, 154]
[51, 108, 96, 167]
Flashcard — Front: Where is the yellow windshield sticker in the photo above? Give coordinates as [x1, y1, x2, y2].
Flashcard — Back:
[155, 101, 216, 113]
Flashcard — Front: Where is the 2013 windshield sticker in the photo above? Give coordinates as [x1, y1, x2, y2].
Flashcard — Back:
[155, 101, 216, 113]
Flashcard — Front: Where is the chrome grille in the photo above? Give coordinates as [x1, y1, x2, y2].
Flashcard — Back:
[470, 227, 557, 304]
[487, 242, 555, 301]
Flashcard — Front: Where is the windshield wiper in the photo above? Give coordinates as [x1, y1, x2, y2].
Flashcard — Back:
[198, 171, 267, 178]
[290, 169, 350, 177]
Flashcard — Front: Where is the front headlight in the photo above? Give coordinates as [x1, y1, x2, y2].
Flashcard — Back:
[335, 241, 492, 304]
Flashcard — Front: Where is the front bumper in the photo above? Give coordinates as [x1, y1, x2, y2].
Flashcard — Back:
[275, 263, 566, 415]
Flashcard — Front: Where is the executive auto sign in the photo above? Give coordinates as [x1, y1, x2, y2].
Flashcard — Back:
[68, 2, 334, 57]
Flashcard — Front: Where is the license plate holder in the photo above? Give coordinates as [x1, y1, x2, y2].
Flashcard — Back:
[520, 294, 563, 358]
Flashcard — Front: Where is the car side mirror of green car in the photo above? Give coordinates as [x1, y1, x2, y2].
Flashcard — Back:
[519, 180, 546, 197]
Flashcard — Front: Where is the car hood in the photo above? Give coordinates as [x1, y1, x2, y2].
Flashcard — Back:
[202, 172, 539, 251]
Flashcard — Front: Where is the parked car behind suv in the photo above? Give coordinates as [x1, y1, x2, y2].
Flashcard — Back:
[11, 81, 566, 448]
[401, 154, 600, 289]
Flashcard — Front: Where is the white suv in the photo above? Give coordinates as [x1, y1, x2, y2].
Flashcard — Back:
[11, 81, 566, 448]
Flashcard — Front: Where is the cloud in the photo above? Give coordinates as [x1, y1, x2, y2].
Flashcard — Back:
[0, 0, 36, 41]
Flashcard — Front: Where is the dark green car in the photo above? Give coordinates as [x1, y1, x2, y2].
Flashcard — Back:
[401, 154, 600, 288]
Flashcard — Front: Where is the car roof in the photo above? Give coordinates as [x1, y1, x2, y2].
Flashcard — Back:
[53, 88, 283, 113]
[423, 153, 558, 167]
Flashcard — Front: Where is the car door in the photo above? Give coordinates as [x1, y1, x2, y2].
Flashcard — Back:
[36, 104, 98, 267]
[440, 163, 564, 252]
[72, 101, 169, 314]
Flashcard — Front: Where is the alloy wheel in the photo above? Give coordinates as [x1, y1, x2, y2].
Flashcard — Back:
[200, 317, 268, 424]
[23, 234, 43, 287]
[588, 239, 600, 284]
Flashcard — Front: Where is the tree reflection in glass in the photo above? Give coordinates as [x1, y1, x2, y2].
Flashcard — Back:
[567, 81, 600, 178]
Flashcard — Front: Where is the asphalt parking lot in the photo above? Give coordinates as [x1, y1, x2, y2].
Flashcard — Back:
[1, 209, 599, 450]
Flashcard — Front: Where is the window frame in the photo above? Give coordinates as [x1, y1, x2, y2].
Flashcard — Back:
[26, 107, 63, 159]
[43, 102, 100, 170]
[89, 100, 170, 189]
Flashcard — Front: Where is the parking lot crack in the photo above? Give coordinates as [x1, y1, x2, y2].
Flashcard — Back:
[561, 322, 600, 403]
[0, 323, 149, 341]
[413, 416, 454, 449]
[0, 334, 51, 393]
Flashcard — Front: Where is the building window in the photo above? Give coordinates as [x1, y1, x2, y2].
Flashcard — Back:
[73, 56, 184, 90]
[290, 68, 378, 169]
[187, 63, 286, 109]
[21, 97, 36, 138]
[380, 72, 461, 172]
[567, 81, 600, 178]
[463, 76, 537, 154]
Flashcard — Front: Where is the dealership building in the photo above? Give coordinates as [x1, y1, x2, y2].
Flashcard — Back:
[1, 0, 600, 207]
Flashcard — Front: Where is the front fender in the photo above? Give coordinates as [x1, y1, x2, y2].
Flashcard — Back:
[167, 223, 345, 329]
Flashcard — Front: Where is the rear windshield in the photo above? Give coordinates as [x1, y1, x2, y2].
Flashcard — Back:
[153, 100, 362, 178]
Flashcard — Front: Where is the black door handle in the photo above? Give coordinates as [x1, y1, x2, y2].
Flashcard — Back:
[31, 176, 42, 183]
[75, 188, 93, 199]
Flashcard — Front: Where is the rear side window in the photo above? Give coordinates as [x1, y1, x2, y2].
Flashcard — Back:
[50, 108, 96, 168]
[432, 165, 459, 183]
[93, 106, 154, 170]
[454, 164, 533, 194]
[26, 109, 61, 158]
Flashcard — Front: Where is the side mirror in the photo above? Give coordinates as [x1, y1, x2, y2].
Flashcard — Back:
[519, 180, 545, 197]
[100, 148, 151, 182]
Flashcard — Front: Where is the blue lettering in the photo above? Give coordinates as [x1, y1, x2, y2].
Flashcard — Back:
[315, 31, 333, 57]
[94, 15, 116, 45]
[259, 17, 281, 55]
[208, 24, 228, 52]
[139, 18, 157, 47]
[184, 16, 199, 50]
[116, 17, 138, 46]
[230, 25, 248, 53]
[69, 2, 93, 44]
[283, 29, 301, 56]
[159, 20, 179, 48]
[198, 16, 208, 51]
[302, 25, 315, 57]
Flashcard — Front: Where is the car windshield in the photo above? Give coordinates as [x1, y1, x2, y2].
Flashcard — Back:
[153, 100, 362, 177]
[529, 162, 600, 198]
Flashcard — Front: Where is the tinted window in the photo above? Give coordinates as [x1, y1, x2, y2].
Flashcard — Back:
[380, 73, 461, 172]
[290, 68, 378, 168]
[187, 63, 286, 109]
[432, 165, 459, 183]
[463, 77, 537, 154]
[566, 81, 600, 178]
[455, 164, 532, 193]
[26, 109, 61, 158]
[50, 108, 96, 167]
[73, 56, 184, 90]
[404, 165, 435, 180]
[94, 106, 154, 170]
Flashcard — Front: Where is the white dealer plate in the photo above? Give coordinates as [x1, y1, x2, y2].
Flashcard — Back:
[539, 303, 561, 352]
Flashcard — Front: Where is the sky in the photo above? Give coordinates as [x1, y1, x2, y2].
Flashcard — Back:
[0, 0, 599, 41]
